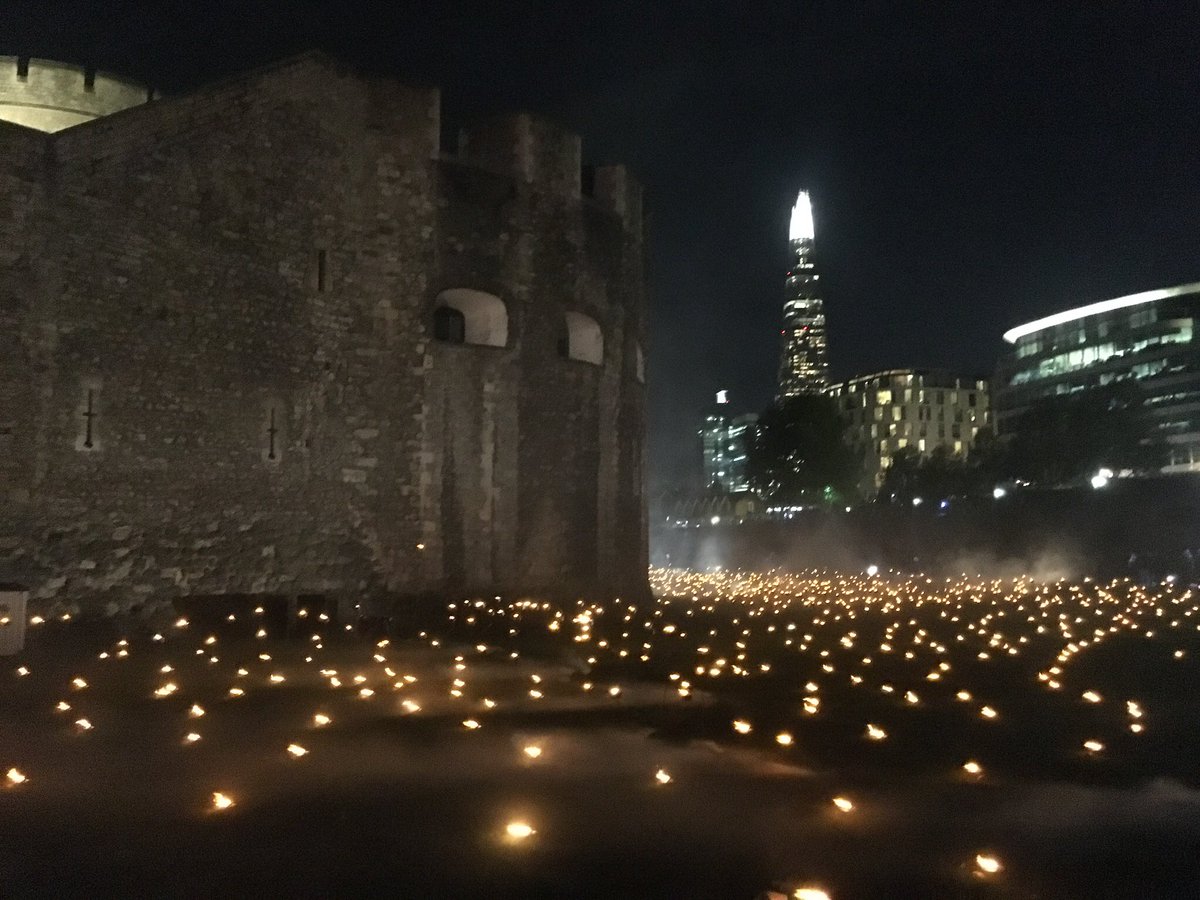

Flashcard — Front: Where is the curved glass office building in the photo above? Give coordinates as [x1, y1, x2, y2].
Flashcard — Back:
[996, 282, 1200, 472]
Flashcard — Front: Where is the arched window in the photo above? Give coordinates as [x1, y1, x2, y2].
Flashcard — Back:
[561, 311, 604, 365]
[433, 306, 465, 344]
[435, 289, 507, 347]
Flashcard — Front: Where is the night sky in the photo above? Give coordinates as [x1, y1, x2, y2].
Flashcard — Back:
[7, 2, 1200, 491]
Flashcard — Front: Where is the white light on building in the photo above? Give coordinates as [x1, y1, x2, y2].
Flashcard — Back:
[789, 190, 815, 241]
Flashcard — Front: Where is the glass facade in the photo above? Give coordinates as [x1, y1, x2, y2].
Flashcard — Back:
[700, 394, 758, 493]
[778, 192, 829, 398]
[995, 282, 1200, 472]
[827, 369, 990, 491]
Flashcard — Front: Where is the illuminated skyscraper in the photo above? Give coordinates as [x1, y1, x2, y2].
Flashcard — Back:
[777, 190, 829, 398]
[700, 391, 758, 493]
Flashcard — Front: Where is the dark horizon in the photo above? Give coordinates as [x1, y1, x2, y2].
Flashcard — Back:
[8, 0, 1199, 491]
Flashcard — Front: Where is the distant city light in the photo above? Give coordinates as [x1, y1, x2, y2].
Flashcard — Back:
[1090, 468, 1113, 489]
[866, 564, 879, 576]
[992, 486, 1007, 499]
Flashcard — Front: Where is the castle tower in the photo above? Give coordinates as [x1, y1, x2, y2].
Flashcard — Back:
[0, 52, 648, 609]
[777, 190, 829, 399]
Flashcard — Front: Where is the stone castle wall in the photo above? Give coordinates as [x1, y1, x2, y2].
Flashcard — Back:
[0, 52, 648, 611]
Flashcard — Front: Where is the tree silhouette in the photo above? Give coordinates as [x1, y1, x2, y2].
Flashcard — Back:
[1002, 384, 1165, 485]
[746, 395, 862, 505]
[879, 427, 1009, 502]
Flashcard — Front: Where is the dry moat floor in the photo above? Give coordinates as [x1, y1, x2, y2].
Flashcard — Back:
[3, 568, 1200, 899]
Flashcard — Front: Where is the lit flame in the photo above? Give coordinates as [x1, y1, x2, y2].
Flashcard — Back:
[211, 791, 235, 811]
[975, 853, 1001, 875]
[505, 820, 535, 840]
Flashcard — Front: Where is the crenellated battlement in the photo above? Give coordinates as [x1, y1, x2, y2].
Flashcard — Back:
[456, 112, 643, 236]
[0, 56, 154, 133]
[591, 164, 644, 241]
[0, 52, 643, 233]
[459, 113, 580, 198]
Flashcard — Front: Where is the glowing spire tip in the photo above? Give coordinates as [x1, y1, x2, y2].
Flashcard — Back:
[789, 190, 814, 241]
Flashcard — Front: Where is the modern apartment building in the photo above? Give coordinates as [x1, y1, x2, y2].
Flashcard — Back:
[828, 369, 990, 490]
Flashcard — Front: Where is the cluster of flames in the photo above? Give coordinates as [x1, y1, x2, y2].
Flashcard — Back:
[5, 565, 1198, 897]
